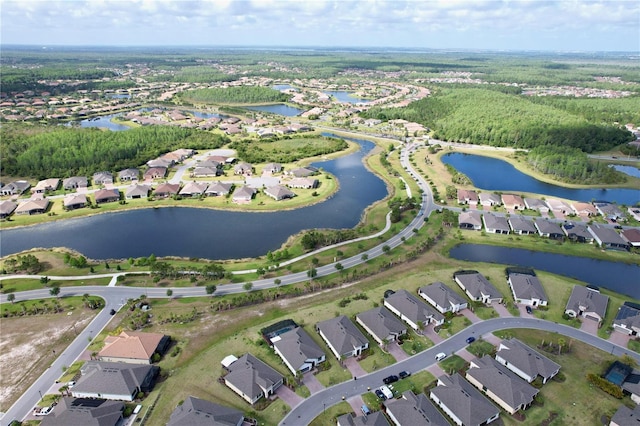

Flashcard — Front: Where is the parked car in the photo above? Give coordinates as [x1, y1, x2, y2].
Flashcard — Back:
[34, 406, 53, 416]
[375, 389, 386, 400]
[526, 305, 533, 314]
[435, 352, 447, 361]
[67, 381, 76, 388]
[361, 404, 371, 416]
[399, 370, 411, 379]
[109, 309, 116, 315]
[466, 336, 476, 344]
[383, 375, 399, 385]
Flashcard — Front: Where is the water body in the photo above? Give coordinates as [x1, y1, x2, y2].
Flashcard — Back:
[450, 244, 640, 298]
[442, 153, 639, 205]
[70, 114, 131, 131]
[273, 84, 295, 91]
[244, 104, 304, 116]
[191, 111, 227, 119]
[0, 138, 387, 260]
[324, 91, 371, 104]
[611, 164, 640, 179]
[109, 94, 131, 99]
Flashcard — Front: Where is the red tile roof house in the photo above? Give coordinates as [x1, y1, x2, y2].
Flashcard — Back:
[571, 202, 598, 217]
[98, 331, 170, 364]
[153, 183, 180, 199]
[143, 166, 167, 181]
[94, 188, 120, 204]
[501, 194, 525, 210]
[621, 228, 640, 248]
[457, 189, 478, 206]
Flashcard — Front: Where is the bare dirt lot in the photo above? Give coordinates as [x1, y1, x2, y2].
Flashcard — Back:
[0, 310, 96, 412]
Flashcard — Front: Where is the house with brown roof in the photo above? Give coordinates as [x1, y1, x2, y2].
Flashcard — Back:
[153, 183, 180, 199]
[179, 182, 208, 198]
[32, 178, 60, 194]
[125, 184, 150, 200]
[459, 211, 482, 230]
[0, 200, 18, 219]
[546, 199, 571, 215]
[571, 202, 598, 217]
[143, 166, 167, 181]
[94, 188, 120, 204]
[621, 228, 640, 248]
[457, 189, 478, 206]
[63, 193, 88, 210]
[15, 198, 50, 215]
[501, 194, 525, 210]
[98, 331, 170, 364]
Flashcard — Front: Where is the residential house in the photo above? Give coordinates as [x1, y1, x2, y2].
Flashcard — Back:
[478, 193, 501, 207]
[63, 193, 88, 210]
[507, 271, 548, 307]
[63, 176, 88, 190]
[524, 198, 549, 213]
[457, 189, 478, 206]
[337, 411, 390, 426]
[272, 327, 325, 375]
[222, 353, 283, 405]
[98, 331, 170, 364]
[429, 373, 500, 426]
[628, 207, 640, 222]
[192, 166, 221, 178]
[264, 185, 296, 201]
[287, 167, 317, 178]
[501, 194, 525, 210]
[508, 216, 537, 235]
[179, 182, 208, 198]
[355, 307, 407, 345]
[418, 282, 468, 314]
[588, 225, 629, 250]
[153, 183, 180, 199]
[562, 223, 594, 243]
[287, 177, 318, 189]
[40, 397, 124, 426]
[147, 158, 173, 169]
[482, 213, 510, 234]
[621, 228, 640, 248]
[167, 396, 244, 426]
[622, 369, 640, 405]
[613, 302, 640, 336]
[571, 202, 598, 217]
[495, 338, 560, 384]
[384, 289, 445, 330]
[94, 188, 120, 204]
[466, 355, 539, 415]
[32, 178, 60, 194]
[546, 199, 571, 215]
[458, 211, 482, 230]
[595, 202, 625, 221]
[232, 186, 255, 204]
[93, 171, 114, 186]
[263, 163, 282, 174]
[205, 182, 233, 197]
[71, 361, 158, 401]
[564, 286, 609, 324]
[610, 404, 640, 426]
[453, 271, 503, 305]
[15, 198, 50, 215]
[0, 200, 17, 219]
[533, 219, 564, 239]
[118, 168, 139, 182]
[384, 390, 450, 426]
[316, 315, 369, 360]
[125, 184, 150, 200]
[0, 180, 31, 196]
[143, 167, 167, 181]
[234, 162, 253, 176]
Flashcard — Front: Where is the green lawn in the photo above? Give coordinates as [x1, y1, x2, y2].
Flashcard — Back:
[358, 345, 396, 373]
[466, 339, 496, 358]
[399, 330, 433, 355]
[308, 401, 352, 426]
[438, 355, 468, 375]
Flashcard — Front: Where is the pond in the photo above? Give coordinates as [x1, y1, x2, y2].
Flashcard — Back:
[442, 153, 639, 205]
[68, 114, 131, 131]
[244, 104, 304, 116]
[273, 84, 296, 91]
[0, 137, 388, 260]
[611, 164, 640, 179]
[449, 243, 640, 298]
[324, 91, 371, 104]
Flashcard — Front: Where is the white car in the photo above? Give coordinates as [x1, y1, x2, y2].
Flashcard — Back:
[435, 352, 447, 361]
[34, 406, 53, 416]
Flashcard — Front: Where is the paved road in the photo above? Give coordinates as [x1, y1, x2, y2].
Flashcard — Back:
[280, 317, 640, 426]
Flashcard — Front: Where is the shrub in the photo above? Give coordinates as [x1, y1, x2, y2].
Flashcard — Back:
[586, 373, 624, 398]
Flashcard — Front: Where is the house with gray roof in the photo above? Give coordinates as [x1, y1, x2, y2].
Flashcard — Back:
[272, 327, 325, 376]
[63, 193, 88, 210]
[223, 353, 283, 405]
[482, 213, 510, 234]
[179, 182, 208, 198]
[588, 225, 629, 251]
[533, 219, 564, 239]
[153, 183, 180, 199]
[316, 315, 369, 360]
[429, 373, 500, 426]
[355, 307, 407, 345]
[205, 182, 233, 197]
[0, 200, 18, 219]
[93, 171, 114, 186]
[70, 361, 158, 401]
[384, 289, 445, 330]
[595, 202, 625, 221]
[508, 216, 536, 235]
[63, 176, 88, 190]
[232, 186, 256, 203]
[466, 355, 539, 415]
[453, 271, 503, 305]
[263, 163, 282, 174]
[478, 192, 501, 207]
[613, 302, 640, 336]
[166, 396, 244, 426]
[384, 390, 450, 426]
[495, 338, 560, 384]
[287, 177, 318, 189]
[234, 162, 253, 176]
[125, 184, 150, 199]
[458, 211, 482, 230]
[0, 180, 31, 196]
[507, 272, 548, 307]
[264, 185, 296, 201]
[418, 282, 468, 314]
[94, 188, 120, 204]
[524, 198, 549, 213]
[192, 166, 221, 177]
[546, 199, 571, 214]
[118, 168, 139, 182]
[565, 286, 609, 324]
[611, 404, 640, 426]
[501, 194, 525, 210]
[562, 223, 594, 243]
[288, 167, 316, 178]
[15, 198, 50, 215]
[40, 397, 124, 426]
[338, 411, 390, 426]
[622, 369, 640, 405]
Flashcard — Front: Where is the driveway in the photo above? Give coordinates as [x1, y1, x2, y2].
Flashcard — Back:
[609, 330, 633, 347]
[302, 372, 325, 394]
[455, 348, 476, 362]
[481, 333, 503, 347]
[386, 342, 409, 362]
[492, 302, 513, 317]
[460, 309, 482, 324]
[580, 317, 600, 335]
[518, 304, 534, 318]
[275, 384, 303, 408]
[347, 394, 365, 414]
[343, 357, 367, 378]
[423, 324, 444, 344]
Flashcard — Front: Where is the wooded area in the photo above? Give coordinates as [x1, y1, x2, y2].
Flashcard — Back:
[179, 86, 289, 104]
[228, 136, 347, 163]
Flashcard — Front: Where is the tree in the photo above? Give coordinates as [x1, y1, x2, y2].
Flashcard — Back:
[40, 276, 50, 285]
[205, 284, 217, 296]
[50, 285, 61, 298]
[7, 293, 15, 304]
[382, 245, 391, 254]
[307, 268, 317, 279]
[166, 289, 173, 298]
[557, 337, 566, 355]
[335, 263, 344, 272]
[256, 266, 266, 277]
[274, 278, 282, 286]
[243, 282, 253, 292]
[361, 254, 369, 261]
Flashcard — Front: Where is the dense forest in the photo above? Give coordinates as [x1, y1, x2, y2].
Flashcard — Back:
[526, 145, 626, 184]
[228, 136, 347, 163]
[1, 125, 229, 178]
[179, 86, 289, 104]
[361, 88, 635, 152]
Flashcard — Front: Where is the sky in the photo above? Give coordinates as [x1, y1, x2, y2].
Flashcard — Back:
[1, 0, 639, 52]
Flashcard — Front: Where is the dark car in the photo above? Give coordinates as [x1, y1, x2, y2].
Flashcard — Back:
[109, 308, 116, 315]
[399, 371, 411, 379]
[526, 306, 533, 314]
[375, 389, 386, 400]
[383, 375, 399, 385]
[465, 336, 476, 344]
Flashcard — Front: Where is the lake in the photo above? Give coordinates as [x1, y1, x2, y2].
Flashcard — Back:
[0, 138, 387, 260]
[442, 153, 639, 205]
[324, 91, 371, 104]
[244, 104, 304, 116]
[611, 164, 640, 178]
[450, 243, 640, 298]
[273, 84, 296, 91]
[69, 114, 131, 131]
